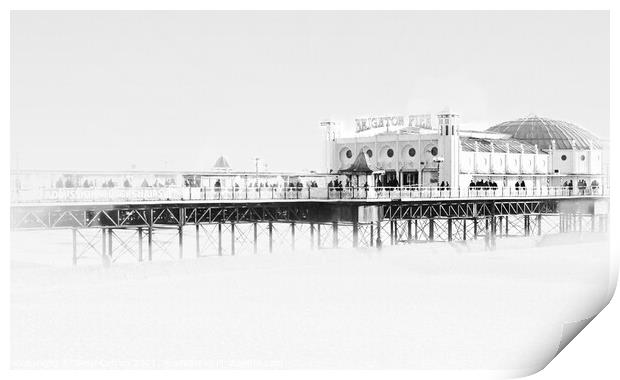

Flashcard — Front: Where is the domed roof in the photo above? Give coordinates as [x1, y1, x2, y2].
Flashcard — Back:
[486, 116, 601, 150]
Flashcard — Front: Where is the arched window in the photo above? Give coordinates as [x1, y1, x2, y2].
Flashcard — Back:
[346, 150, 352, 159]
[408, 148, 416, 157]
[387, 149, 394, 158]
[431, 147, 438, 156]
[561, 154, 567, 161]
[366, 149, 373, 158]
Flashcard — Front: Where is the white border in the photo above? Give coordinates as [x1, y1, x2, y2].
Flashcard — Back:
[2, 2, 617, 380]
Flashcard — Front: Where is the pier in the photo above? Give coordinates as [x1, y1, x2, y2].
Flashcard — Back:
[11, 186, 609, 265]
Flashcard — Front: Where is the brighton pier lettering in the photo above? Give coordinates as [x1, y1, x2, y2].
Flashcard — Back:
[355, 114, 433, 133]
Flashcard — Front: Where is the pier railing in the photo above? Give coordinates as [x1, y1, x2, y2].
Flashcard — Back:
[11, 185, 608, 204]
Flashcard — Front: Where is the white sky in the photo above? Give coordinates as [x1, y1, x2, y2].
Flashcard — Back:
[11, 11, 609, 172]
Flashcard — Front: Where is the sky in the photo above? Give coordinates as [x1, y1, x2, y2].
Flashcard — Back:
[11, 11, 610, 172]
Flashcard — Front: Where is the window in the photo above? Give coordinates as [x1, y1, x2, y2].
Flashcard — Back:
[346, 150, 352, 159]
[408, 148, 416, 157]
[561, 155, 567, 161]
[580, 155, 586, 161]
[366, 149, 373, 158]
[387, 149, 394, 158]
[431, 147, 438, 156]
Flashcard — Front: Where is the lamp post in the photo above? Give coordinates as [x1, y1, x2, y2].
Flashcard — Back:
[254, 157, 260, 186]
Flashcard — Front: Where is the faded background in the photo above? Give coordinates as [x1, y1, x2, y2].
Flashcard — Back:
[11, 11, 609, 172]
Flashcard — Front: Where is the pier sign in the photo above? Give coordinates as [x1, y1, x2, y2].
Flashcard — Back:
[355, 114, 434, 133]
[355, 116, 405, 133]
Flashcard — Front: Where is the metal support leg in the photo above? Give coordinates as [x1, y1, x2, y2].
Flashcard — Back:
[291, 222, 296, 251]
[107, 229, 113, 258]
[524, 215, 530, 236]
[484, 222, 490, 250]
[253, 222, 258, 254]
[218, 222, 223, 256]
[473, 218, 478, 239]
[72, 228, 77, 266]
[414, 219, 419, 241]
[148, 227, 153, 261]
[332, 221, 338, 249]
[268, 222, 273, 253]
[310, 223, 315, 250]
[102, 228, 106, 259]
[537, 214, 542, 236]
[498, 216, 503, 238]
[429, 218, 434, 241]
[370, 223, 374, 247]
[390, 220, 394, 245]
[376, 220, 382, 249]
[178, 226, 183, 259]
[407, 219, 412, 242]
[505, 215, 509, 236]
[463, 219, 467, 240]
[490, 216, 497, 250]
[352, 221, 359, 248]
[138, 227, 143, 262]
[447, 218, 453, 242]
[230, 222, 235, 256]
[101, 228, 110, 267]
[195, 224, 200, 257]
